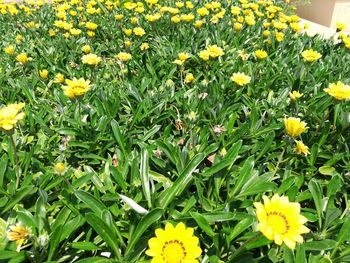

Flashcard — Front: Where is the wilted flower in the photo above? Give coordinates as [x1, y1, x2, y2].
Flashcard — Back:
[7, 224, 31, 252]
[294, 140, 310, 156]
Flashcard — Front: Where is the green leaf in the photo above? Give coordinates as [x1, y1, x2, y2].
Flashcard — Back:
[228, 217, 254, 242]
[159, 153, 206, 209]
[111, 120, 126, 156]
[71, 241, 101, 251]
[190, 211, 215, 237]
[140, 148, 151, 208]
[304, 240, 337, 251]
[318, 166, 336, 176]
[85, 213, 120, 257]
[296, 244, 307, 263]
[75, 190, 107, 216]
[230, 156, 255, 197]
[337, 216, 350, 243]
[1, 186, 37, 214]
[308, 179, 323, 228]
[125, 208, 163, 257]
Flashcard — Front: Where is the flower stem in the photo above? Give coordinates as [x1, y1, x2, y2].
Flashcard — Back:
[230, 232, 262, 261]
[10, 135, 20, 189]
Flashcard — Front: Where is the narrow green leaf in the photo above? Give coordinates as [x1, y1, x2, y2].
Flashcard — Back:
[125, 208, 163, 256]
[230, 156, 255, 197]
[190, 212, 215, 237]
[75, 190, 107, 216]
[85, 213, 120, 257]
[140, 148, 151, 208]
[159, 153, 206, 209]
[111, 120, 126, 156]
[228, 217, 254, 242]
[308, 179, 323, 228]
[1, 186, 37, 214]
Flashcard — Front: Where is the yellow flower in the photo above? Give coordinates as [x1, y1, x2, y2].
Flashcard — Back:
[231, 72, 251, 86]
[324, 81, 350, 101]
[178, 52, 190, 61]
[123, 28, 133, 36]
[141, 42, 149, 51]
[39, 69, 49, 79]
[54, 162, 66, 174]
[62, 77, 91, 99]
[16, 53, 30, 64]
[194, 20, 204, 28]
[115, 14, 124, 20]
[255, 49, 268, 59]
[70, 28, 82, 36]
[146, 222, 202, 263]
[82, 53, 102, 66]
[284, 117, 307, 137]
[7, 224, 31, 252]
[336, 21, 346, 31]
[54, 73, 65, 83]
[116, 52, 132, 62]
[16, 35, 23, 43]
[181, 13, 195, 22]
[86, 22, 98, 30]
[199, 50, 210, 61]
[289, 91, 303, 101]
[184, 73, 194, 83]
[0, 103, 25, 131]
[233, 22, 243, 31]
[294, 140, 310, 156]
[301, 49, 322, 62]
[82, 45, 91, 54]
[207, 45, 224, 58]
[254, 194, 310, 249]
[4, 45, 15, 55]
[275, 31, 284, 42]
[197, 7, 209, 16]
[133, 27, 145, 36]
[87, 31, 95, 37]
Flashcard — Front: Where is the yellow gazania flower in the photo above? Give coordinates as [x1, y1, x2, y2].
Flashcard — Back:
[85, 22, 98, 30]
[231, 72, 251, 86]
[82, 45, 91, 54]
[54, 162, 66, 174]
[133, 27, 145, 36]
[284, 117, 307, 137]
[336, 21, 346, 31]
[184, 73, 194, 83]
[178, 52, 190, 61]
[0, 103, 25, 131]
[16, 53, 30, 64]
[62, 77, 91, 99]
[233, 22, 243, 31]
[140, 42, 149, 51]
[4, 45, 15, 55]
[194, 20, 204, 29]
[199, 50, 210, 61]
[254, 194, 310, 249]
[70, 28, 82, 36]
[294, 140, 310, 156]
[275, 31, 284, 42]
[146, 222, 202, 263]
[301, 49, 322, 62]
[289, 91, 303, 101]
[206, 45, 224, 58]
[82, 53, 102, 66]
[197, 7, 209, 16]
[255, 49, 268, 60]
[16, 35, 23, 43]
[54, 73, 65, 84]
[39, 69, 49, 79]
[181, 13, 195, 22]
[116, 52, 132, 62]
[324, 81, 350, 101]
[7, 224, 31, 252]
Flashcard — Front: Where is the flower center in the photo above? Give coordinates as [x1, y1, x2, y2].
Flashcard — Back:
[162, 240, 186, 263]
[267, 211, 290, 234]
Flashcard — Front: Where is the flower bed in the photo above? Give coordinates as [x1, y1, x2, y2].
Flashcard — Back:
[0, 0, 350, 262]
